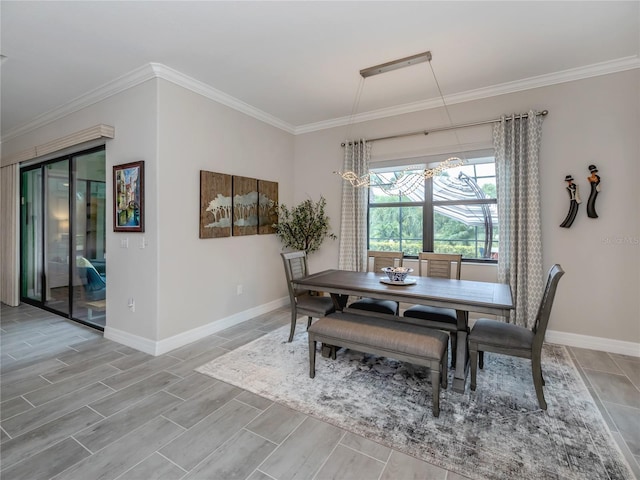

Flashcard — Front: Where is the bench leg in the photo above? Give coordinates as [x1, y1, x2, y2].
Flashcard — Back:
[431, 368, 440, 417]
[309, 337, 316, 378]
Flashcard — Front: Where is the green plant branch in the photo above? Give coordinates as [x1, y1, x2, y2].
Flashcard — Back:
[272, 196, 337, 254]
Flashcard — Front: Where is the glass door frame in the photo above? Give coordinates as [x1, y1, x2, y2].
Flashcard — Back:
[19, 145, 106, 331]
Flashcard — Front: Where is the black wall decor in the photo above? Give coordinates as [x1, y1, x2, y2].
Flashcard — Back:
[560, 174, 581, 228]
[586, 164, 601, 218]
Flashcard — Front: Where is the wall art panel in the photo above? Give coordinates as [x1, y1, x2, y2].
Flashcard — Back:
[200, 171, 232, 238]
[232, 175, 258, 236]
[258, 179, 278, 234]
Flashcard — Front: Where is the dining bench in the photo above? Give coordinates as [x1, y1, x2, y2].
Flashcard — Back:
[307, 312, 449, 417]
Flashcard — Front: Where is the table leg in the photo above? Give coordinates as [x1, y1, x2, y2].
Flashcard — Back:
[330, 293, 349, 311]
[321, 344, 337, 359]
[452, 329, 470, 393]
[453, 310, 470, 393]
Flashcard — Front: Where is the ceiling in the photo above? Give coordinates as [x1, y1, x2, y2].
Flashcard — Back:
[1, 1, 639, 140]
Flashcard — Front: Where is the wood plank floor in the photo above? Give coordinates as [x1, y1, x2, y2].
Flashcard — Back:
[1, 303, 638, 480]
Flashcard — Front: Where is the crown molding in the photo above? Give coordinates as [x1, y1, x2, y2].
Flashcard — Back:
[2, 63, 295, 143]
[3, 56, 638, 142]
[2, 65, 156, 142]
[294, 55, 640, 135]
[149, 64, 296, 134]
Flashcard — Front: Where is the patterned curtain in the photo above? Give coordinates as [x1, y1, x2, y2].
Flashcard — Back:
[1, 164, 20, 306]
[338, 140, 370, 271]
[493, 111, 544, 327]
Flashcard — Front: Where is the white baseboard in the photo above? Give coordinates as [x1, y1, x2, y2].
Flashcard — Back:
[104, 301, 639, 359]
[103, 327, 159, 356]
[104, 296, 289, 356]
[546, 329, 640, 358]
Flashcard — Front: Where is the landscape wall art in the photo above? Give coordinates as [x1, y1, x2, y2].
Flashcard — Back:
[199, 171, 278, 239]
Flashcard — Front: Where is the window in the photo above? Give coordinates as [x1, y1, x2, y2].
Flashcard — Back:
[368, 154, 498, 261]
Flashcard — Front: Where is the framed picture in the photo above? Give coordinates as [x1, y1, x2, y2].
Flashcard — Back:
[199, 171, 232, 238]
[232, 176, 258, 236]
[113, 161, 145, 232]
[258, 179, 278, 234]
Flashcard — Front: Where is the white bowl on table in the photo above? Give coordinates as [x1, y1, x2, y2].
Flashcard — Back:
[381, 266, 414, 283]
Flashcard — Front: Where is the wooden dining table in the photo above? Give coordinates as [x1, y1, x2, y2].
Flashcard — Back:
[294, 269, 513, 393]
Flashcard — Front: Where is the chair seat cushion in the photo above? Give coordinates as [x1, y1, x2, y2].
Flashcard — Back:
[296, 295, 336, 316]
[348, 297, 398, 316]
[403, 305, 457, 325]
[469, 318, 534, 350]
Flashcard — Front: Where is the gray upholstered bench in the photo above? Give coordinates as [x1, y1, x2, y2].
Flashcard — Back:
[307, 312, 449, 417]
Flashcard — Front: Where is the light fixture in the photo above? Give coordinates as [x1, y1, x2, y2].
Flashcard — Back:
[360, 51, 433, 78]
[336, 51, 465, 195]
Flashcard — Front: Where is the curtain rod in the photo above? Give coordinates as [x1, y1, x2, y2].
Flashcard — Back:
[340, 110, 548, 147]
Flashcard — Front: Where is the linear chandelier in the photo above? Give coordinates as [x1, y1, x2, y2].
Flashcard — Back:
[335, 51, 465, 196]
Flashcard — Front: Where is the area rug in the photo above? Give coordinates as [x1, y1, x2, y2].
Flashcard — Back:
[196, 325, 633, 480]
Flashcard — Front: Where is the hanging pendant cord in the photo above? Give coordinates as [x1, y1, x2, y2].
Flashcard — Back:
[427, 59, 464, 153]
[343, 76, 366, 145]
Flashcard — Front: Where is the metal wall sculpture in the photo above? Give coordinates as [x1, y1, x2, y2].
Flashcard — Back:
[559, 174, 581, 228]
[586, 164, 601, 218]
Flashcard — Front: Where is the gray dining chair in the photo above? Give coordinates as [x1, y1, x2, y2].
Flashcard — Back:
[348, 250, 403, 316]
[403, 252, 463, 367]
[469, 264, 565, 410]
[281, 251, 336, 342]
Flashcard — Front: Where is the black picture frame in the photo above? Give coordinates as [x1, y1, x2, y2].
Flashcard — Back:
[113, 161, 145, 232]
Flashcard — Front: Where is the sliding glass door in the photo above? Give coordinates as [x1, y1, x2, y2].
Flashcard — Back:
[20, 146, 107, 329]
[72, 150, 107, 326]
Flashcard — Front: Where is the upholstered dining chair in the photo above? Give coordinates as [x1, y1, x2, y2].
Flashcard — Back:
[469, 264, 565, 410]
[281, 251, 336, 342]
[348, 250, 404, 316]
[402, 252, 463, 367]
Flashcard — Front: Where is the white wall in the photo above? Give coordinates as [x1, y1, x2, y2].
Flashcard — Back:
[294, 70, 640, 348]
[3, 77, 295, 353]
[155, 79, 294, 340]
[2, 80, 161, 345]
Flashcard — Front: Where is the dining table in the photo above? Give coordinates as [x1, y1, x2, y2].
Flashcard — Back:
[294, 269, 513, 393]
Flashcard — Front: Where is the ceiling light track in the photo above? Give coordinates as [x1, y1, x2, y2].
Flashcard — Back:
[360, 51, 432, 78]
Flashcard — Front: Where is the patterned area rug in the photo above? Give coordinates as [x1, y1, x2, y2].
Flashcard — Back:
[197, 325, 633, 480]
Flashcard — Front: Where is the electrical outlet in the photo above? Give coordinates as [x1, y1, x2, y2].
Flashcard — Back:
[236, 284, 243, 295]
[128, 298, 135, 312]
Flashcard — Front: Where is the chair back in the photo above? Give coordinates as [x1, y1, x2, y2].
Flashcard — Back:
[281, 251, 310, 303]
[532, 264, 565, 350]
[417, 252, 462, 279]
[367, 250, 403, 273]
